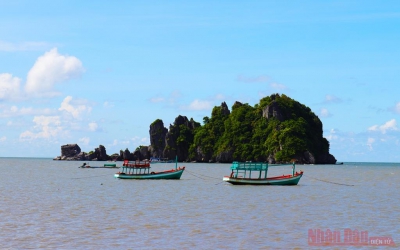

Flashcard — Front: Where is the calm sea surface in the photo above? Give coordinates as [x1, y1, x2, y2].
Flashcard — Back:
[0, 158, 399, 249]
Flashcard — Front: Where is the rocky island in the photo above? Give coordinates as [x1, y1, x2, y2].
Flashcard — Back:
[54, 94, 336, 164]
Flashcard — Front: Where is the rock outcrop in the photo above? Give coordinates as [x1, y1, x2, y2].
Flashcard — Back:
[54, 143, 152, 161]
[61, 144, 81, 157]
[262, 100, 286, 121]
[53, 144, 82, 160]
[220, 101, 231, 116]
[88, 145, 109, 161]
[163, 115, 199, 161]
[54, 95, 337, 164]
[149, 119, 168, 158]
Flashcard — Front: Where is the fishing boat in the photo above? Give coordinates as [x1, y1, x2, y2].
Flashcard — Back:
[79, 163, 119, 168]
[223, 161, 303, 185]
[114, 158, 185, 180]
[149, 157, 173, 164]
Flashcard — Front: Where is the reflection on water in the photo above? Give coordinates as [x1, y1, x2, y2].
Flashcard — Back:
[0, 159, 399, 249]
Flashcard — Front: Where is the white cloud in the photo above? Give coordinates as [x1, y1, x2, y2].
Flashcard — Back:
[121, 140, 131, 145]
[0, 105, 54, 118]
[380, 119, 398, 132]
[59, 96, 91, 119]
[25, 48, 84, 97]
[326, 129, 338, 141]
[214, 94, 226, 100]
[103, 101, 114, 108]
[320, 108, 331, 117]
[131, 136, 140, 142]
[10, 106, 18, 113]
[270, 82, 287, 91]
[19, 115, 63, 140]
[130, 136, 149, 144]
[368, 119, 398, 134]
[0, 136, 6, 142]
[79, 137, 90, 145]
[149, 91, 182, 107]
[0, 40, 49, 52]
[0, 73, 21, 100]
[88, 122, 98, 132]
[324, 94, 342, 103]
[394, 102, 400, 114]
[367, 137, 375, 151]
[182, 99, 213, 111]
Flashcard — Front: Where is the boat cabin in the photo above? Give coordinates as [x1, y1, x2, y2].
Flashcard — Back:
[229, 161, 297, 179]
[121, 160, 151, 175]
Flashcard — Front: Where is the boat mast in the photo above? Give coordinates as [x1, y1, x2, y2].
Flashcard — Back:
[292, 161, 295, 176]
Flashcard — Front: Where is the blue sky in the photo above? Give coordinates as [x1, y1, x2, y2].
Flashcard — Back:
[1, 1, 400, 162]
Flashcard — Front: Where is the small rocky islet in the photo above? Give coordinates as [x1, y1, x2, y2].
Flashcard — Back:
[54, 94, 337, 164]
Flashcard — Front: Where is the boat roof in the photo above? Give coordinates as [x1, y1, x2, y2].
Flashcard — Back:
[230, 162, 295, 171]
[230, 162, 268, 171]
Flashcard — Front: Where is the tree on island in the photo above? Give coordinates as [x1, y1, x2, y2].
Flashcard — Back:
[55, 94, 336, 164]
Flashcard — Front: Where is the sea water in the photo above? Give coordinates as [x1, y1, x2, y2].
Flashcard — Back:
[0, 158, 399, 249]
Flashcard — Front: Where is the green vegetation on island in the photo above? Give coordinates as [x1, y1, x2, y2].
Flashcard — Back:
[152, 93, 336, 164]
[55, 94, 336, 164]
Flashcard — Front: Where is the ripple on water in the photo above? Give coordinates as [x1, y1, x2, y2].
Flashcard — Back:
[0, 160, 399, 249]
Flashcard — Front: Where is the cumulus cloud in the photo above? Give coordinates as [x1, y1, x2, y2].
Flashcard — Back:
[366, 137, 375, 150]
[325, 129, 338, 141]
[0, 105, 54, 118]
[59, 96, 91, 119]
[19, 115, 63, 140]
[88, 122, 98, 132]
[0, 73, 21, 100]
[320, 108, 331, 118]
[182, 99, 213, 111]
[368, 119, 398, 134]
[111, 139, 118, 146]
[25, 48, 84, 97]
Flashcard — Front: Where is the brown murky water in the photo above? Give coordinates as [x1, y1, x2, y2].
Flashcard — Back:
[0, 158, 398, 249]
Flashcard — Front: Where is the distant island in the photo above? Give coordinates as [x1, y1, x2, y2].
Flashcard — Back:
[54, 93, 336, 164]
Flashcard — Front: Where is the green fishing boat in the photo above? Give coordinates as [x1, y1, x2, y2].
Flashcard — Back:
[223, 161, 303, 185]
[114, 157, 185, 180]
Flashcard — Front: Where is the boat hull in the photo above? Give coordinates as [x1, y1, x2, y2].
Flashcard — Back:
[81, 166, 119, 169]
[114, 168, 185, 180]
[80, 163, 118, 168]
[223, 173, 303, 185]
